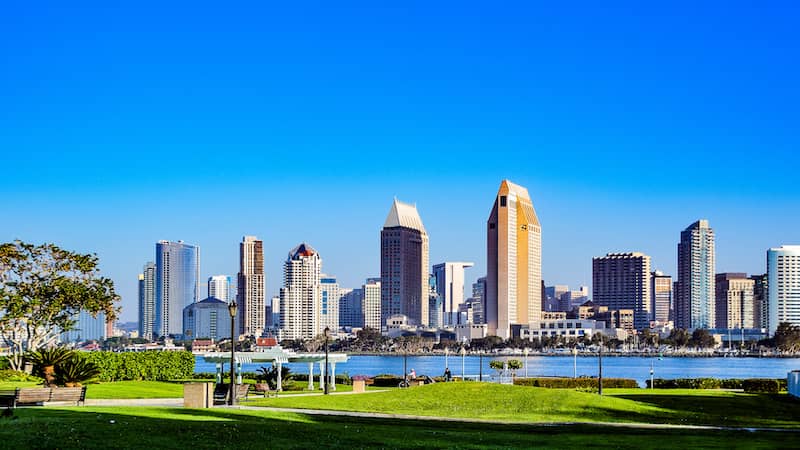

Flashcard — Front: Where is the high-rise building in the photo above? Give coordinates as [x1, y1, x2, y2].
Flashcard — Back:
[238, 236, 265, 337]
[61, 310, 107, 343]
[155, 240, 199, 338]
[676, 220, 715, 329]
[267, 296, 280, 329]
[433, 262, 475, 325]
[380, 199, 430, 327]
[486, 180, 542, 338]
[339, 288, 364, 328]
[592, 253, 652, 330]
[319, 275, 340, 332]
[208, 275, 230, 303]
[767, 245, 800, 336]
[428, 274, 442, 328]
[560, 286, 589, 311]
[138, 261, 156, 340]
[280, 243, 322, 340]
[544, 285, 569, 312]
[751, 273, 768, 330]
[363, 278, 382, 330]
[472, 277, 487, 322]
[650, 271, 673, 324]
[715, 273, 755, 329]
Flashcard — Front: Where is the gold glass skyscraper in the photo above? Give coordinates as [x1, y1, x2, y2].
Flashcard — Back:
[486, 180, 542, 338]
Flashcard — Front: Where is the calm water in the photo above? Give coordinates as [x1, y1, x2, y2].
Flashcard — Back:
[196, 355, 800, 386]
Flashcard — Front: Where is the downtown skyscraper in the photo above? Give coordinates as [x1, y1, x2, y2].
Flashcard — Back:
[676, 220, 716, 329]
[433, 262, 474, 325]
[237, 236, 265, 337]
[280, 243, 323, 340]
[767, 245, 800, 336]
[138, 261, 156, 340]
[592, 252, 652, 330]
[154, 240, 199, 338]
[486, 180, 542, 338]
[380, 199, 430, 327]
[208, 275, 230, 303]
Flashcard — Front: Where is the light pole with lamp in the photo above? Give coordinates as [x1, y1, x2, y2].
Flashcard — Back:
[460, 347, 466, 381]
[524, 347, 529, 378]
[478, 349, 483, 382]
[445, 347, 449, 372]
[228, 300, 237, 406]
[573, 347, 578, 379]
[324, 326, 330, 395]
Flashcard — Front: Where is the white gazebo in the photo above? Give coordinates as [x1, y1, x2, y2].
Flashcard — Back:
[200, 346, 348, 392]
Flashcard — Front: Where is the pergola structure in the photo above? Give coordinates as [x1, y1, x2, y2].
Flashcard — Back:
[201, 347, 348, 392]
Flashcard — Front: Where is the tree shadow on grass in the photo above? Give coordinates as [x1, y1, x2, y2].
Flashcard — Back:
[607, 392, 800, 428]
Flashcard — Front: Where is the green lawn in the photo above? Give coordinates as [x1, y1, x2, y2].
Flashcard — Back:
[246, 382, 800, 429]
[1, 406, 796, 449]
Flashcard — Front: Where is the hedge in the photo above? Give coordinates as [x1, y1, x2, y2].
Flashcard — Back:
[647, 378, 787, 392]
[77, 351, 195, 382]
[514, 377, 638, 389]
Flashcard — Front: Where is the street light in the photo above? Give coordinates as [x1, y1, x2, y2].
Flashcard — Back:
[598, 341, 603, 396]
[228, 300, 237, 406]
[324, 326, 330, 395]
[573, 347, 578, 379]
[524, 348, 529, 378]
[478, 350, 483, 382]
[460, 347, 466, 381]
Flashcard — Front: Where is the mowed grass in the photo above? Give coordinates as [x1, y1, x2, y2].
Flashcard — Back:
[1, 406, 797, 449]
[248, 382, 800, 429]
[0, 380, 183, 399]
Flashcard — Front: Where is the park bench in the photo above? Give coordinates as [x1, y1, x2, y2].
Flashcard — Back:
[0, 386, 86, 408]
[213, 383, 251, 404]
[253, 383, 277, 398]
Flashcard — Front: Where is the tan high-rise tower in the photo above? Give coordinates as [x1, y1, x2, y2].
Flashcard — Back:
[238, 236, 265, 337]
[486, 180, 542, 338]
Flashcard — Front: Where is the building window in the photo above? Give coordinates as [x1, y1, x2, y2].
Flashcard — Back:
[500, 196, 507, 207]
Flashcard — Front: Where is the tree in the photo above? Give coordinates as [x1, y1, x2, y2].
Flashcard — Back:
[774, 322, 800, 353]
[690, 328, 716, 349]
[666, 328, 691, 348]
[0, 241, 119, 371]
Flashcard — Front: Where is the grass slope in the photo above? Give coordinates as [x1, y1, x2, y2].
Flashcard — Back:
[248, 382, 800, 428]
[1, 406, 796, 449]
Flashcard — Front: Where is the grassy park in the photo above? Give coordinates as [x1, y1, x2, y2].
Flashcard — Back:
[2, 380, 799, 448]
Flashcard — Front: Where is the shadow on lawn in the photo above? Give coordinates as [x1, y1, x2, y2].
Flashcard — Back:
[607, 392, 800, 428]
[2, 407, 798, 449]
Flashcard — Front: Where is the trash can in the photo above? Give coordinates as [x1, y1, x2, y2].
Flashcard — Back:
[184, 382, 214, 408]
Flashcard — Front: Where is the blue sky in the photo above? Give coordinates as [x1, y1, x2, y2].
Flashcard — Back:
[1, 1, 798, 321]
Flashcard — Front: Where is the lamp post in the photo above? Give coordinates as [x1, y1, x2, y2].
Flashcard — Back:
[228, 300, 237, 406]
[598, 342, 603, 396]
[478, 350, 483, 382]
[324, 326, 330, 395]
[445, 347, 449, 372]
[524, 347, 529, 378]
[573, 347, 578, 379]
[460, 347, 466, 381]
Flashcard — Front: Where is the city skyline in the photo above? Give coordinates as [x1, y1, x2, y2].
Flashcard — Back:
[2, 3, 799, 323]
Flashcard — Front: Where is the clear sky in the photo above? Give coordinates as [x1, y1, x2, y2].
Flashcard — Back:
[2, 1, 798, 322]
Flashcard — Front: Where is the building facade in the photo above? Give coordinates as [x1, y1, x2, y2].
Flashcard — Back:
[238, 235, 265, 337]
[138, 261, 156, 340]
[319, 275, 340, 332]
[155, 240, 199, 338]
[208, 275, 230, 303]
[363, 278, 382, 330]
[61, 310, 106, 343]
[182, 297, 233, 341]
[472, 277, 486, 322]
[432, 262, 475, 326]
[676, 220, 716, 329]
[339, 288, 364, 328]
[380, 199, 430, 327]
[592, 253, 651, 330]
[751, 273, 768, 330]
[428, 274, 442, 328]
[486, 180, 542, 338]
[650, 271, 673, 324]
[280, 243, 322, 340]
[715, 273, 755, 329]
[768, 245, 800, 336]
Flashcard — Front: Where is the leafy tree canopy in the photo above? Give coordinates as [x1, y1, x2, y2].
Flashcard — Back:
[0, 240, 119, 370]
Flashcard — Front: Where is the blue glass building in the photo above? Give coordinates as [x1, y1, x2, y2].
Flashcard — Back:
[155, 240, 199, 338]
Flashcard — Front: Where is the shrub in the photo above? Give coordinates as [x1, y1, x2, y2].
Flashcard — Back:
[0, 369, 42, 383]
[78, 351, 195, 382]
[25, 347, 74, 386]
[743, 378, 784, 393]
[54, 356, 101, 387]
[514, 377, 638, 389]
[372, 374, 405, 387]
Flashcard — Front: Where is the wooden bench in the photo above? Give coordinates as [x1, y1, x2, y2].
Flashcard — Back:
[0, 387, 86, 408]
[213, 384, 251, 404]
[253, 383, 277, 398]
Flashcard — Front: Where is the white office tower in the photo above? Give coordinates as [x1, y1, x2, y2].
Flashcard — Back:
[433, 262, 475, 326]
[320, 275, 340, 333]
[208, 275, 230, 303]
[280, 243, 322, 340]
[363, 278, 382, 330]
[768, 245, 800, 336]
[238, 235, 266, 337]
